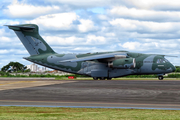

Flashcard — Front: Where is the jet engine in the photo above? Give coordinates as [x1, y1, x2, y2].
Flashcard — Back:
[108, 58, 136, 69]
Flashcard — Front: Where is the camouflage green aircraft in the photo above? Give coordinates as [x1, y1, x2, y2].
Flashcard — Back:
[6, 24, 176, 80]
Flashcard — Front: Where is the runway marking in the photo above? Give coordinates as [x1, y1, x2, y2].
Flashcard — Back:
[1, 105, 180, 110]
[0, 80, 77, 91]
[0, 100, 180, 106]
[0, 81, 35, 86]
[1, 100, 180, 110]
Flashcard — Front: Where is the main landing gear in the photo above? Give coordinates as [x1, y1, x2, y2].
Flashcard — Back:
[93, 77, 112, 80]
[93, 77, 98, 80]
[158, 76, 164, 80]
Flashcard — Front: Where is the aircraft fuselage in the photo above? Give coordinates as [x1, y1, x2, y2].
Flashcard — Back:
[24, 51, 175, 79]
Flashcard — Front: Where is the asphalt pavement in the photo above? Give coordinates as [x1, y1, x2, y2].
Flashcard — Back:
[0, 78, 180, 109]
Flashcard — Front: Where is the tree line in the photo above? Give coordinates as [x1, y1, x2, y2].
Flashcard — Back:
[1, 62, 30, 73]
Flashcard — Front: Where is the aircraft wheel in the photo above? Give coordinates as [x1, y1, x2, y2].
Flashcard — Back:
[158, 76, 164, 80]
[93, 77, 98, 80]
[107, 78, 112, 80]
[100, 77, 105, 80]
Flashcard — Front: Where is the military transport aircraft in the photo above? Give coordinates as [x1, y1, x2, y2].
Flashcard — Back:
[6, 24, 176, 80]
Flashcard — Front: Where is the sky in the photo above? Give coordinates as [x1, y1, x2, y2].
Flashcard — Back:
[0, 0, 180, 68]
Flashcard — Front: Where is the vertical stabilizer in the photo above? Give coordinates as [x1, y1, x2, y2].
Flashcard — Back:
[6, 24, 55, 56]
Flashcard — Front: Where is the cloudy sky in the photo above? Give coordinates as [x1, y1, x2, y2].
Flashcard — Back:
[0, 0, 180, 68]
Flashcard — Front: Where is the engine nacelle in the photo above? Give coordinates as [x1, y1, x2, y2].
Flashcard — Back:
[108, 58, 136, 69]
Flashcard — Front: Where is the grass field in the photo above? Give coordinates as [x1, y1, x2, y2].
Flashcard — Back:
[0, 107, 180, 120]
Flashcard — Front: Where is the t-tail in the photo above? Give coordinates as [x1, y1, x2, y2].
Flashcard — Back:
[5, 24, 56, 56]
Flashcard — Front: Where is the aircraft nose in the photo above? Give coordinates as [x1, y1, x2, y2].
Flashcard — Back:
[171, 64, 176, 72]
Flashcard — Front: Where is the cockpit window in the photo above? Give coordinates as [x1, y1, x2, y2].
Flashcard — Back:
[156, 59, 166, 63]
[157, 59, 160, 63]
[164, 58, 169, 62]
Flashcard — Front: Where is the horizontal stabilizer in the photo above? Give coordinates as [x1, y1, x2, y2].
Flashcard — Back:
[4, 25, 35, 29]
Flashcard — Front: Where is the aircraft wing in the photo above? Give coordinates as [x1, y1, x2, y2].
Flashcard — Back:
[151, 54, 178, 57]
[60, 52, 127, 62]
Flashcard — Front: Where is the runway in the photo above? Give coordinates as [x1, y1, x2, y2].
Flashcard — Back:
[0, 78, 180, 110]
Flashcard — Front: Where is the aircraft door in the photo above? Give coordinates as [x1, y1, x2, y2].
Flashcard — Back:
[136, 61, 141, 73]
[83, 62, 88, 73]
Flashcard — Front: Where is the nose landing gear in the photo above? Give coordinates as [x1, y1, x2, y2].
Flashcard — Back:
[158, 76, 164, 80]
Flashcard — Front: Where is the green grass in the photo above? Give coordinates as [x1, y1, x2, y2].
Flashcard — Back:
[0, 107, 180, 120]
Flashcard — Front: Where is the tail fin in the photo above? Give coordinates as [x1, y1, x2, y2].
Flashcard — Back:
[5, 24, 56, 56]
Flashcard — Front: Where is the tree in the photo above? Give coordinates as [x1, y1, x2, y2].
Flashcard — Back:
[1, 65, 10, 72]
[175, 66, 180, 72]
[24, 69, 31, 73]
[1, 62, 27, 73]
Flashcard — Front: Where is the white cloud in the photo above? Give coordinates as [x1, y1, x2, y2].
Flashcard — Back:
[27, 12, 78, 30]
[0, 29, 5, 36]
[105, 33, 116, 37]
[109, 6, 180, 22]
[109, 18, 179, 33]
[119, 41, 179, 53]
[44, 36, 83, 46]
[46, 0, 112, 7]
[127, 0, 180, 10]
[78, 19, 96, 32]
[0, 49, 27, 54]
[0, 50, 9, 54]
[97, 15, 108, 20]
[119, 42, 141, 50]
[0, 37, 11, 42]
[86, 35, 106, 44]
[73, 47, 96, 51]
[44, 35, 106, 46]
[46, 0, 180, 10]
[1, 0, 180, 67]
[3, 0, 61, 18]
[0, 20, 20, 27]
